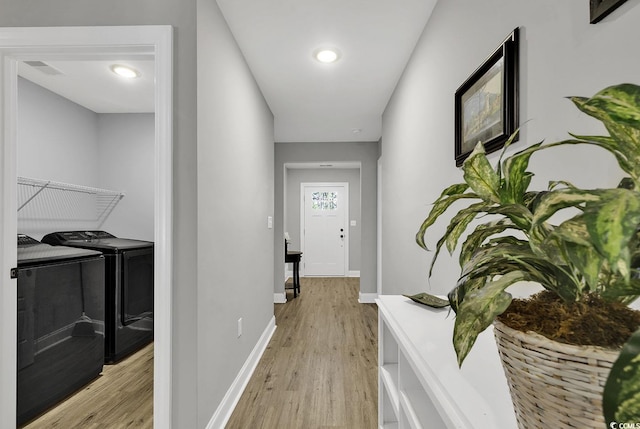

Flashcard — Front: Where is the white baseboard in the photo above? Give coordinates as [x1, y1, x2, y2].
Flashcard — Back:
[205, 316, 277, 429]
[274, 293, 287, 303]
[358, 293, 378, 304]
[348, 270, 360, 277]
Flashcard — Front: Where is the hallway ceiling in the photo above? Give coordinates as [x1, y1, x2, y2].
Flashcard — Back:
[216, 0, 437, 143]
[16, 0, 437, 143]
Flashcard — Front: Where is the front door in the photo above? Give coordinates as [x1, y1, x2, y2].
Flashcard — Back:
[301, 183, 348, 276]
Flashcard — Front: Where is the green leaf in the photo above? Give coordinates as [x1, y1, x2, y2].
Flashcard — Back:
[459, 219, 516, 268]
[415, 183, 474, 250]
[448, 276, 484, 314]
[571, 84, 640, 129]
[404, 292, 450, 308]
[501, 141, 542, 204]
[428, 201, 499, 277]
[485, 203, 533, 231]
[584, 189, 640, 280]
[604, 326, 640, 425]
[532, 188, 599, 227]
[459, 242, 580, 302]
[462, 142, 501, 203]
[566, 135, 638, 185]
[453, 271, 525, 366]
[570, 84, 640, 185]
[445, 202, 488, 254]
[600, 277, 640, 302]
[561, 241, 603, 293]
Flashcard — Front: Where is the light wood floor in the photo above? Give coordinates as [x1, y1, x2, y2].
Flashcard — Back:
[21, 342, 153, 429]
[21, 277, 378, 429]
[226, 277, 378, 429]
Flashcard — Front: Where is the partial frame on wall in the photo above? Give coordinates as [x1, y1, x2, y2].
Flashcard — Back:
[590, 0, 628, 23]
[454, 27, 520, 167]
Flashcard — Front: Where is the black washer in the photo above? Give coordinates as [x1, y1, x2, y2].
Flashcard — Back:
[17, 234, 105, 426]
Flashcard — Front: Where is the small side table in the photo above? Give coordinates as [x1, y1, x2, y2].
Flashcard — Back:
[285, 250, 302, 298]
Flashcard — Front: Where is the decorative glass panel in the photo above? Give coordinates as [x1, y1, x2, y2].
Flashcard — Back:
[311, 191, 338, 210]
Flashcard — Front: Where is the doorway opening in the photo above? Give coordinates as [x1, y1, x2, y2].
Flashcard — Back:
[300, 182, 349, 277]
[0, 26, 173, 427]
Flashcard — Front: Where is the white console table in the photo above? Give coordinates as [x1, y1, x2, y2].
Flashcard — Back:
[376, 295, 517, 428]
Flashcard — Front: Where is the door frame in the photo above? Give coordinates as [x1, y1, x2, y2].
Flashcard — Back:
[0, 26, 173, 427]
[300, 182, 349, 277]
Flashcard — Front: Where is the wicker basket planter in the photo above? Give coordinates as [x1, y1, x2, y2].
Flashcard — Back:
[493, 319, 619, 428]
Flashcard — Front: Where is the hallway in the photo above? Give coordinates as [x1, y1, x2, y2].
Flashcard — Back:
[226, 277, 378, 428]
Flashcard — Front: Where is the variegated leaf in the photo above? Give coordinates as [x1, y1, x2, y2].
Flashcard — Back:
[570, 84, 640, 184]
[416, 188, 477, 250]
[485, 203, 533, 231]
[453, 271, 524, 366]
[532, 188, 599, 227]
[584, 189, 640, 279]
[428, 201, 492, 277]
[462, 142, 501, 203]
[603, 326, 640, 425]
[501, 141, 542, 204]
[459, 219, 516, 268]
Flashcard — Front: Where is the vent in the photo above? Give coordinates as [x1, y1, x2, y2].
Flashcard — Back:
[23, 60, 63, 76]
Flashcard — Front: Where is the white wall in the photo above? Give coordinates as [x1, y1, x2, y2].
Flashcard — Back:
[17, 78, 155, 242]
[381, 0, 640, 296]
[286, 168, 361, 272]
[18, 77, 99, 187]
[98, 113, 155, 241]
[196, 0, 274, 426]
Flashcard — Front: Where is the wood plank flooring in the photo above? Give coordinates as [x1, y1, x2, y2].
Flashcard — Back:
[226, 277, 378, 429]
[21, 342, 153, 429]
[20, 277, 377, 429]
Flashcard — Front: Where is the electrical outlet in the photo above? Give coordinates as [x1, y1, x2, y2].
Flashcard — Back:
[237, 318, 243, 338]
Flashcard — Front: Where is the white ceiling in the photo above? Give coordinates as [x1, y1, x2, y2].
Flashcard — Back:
[18, 58, 155, 113]
[216, 0, 437, 142]
[17, 0, 437, 143]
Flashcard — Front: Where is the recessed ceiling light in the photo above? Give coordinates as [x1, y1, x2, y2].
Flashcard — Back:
[314, 48, 341, 64]
[110, 64, 140, 79]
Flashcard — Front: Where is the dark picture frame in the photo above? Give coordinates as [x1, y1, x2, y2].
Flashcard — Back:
[590, 0, 628, 23]
[454, 28, 519, 167]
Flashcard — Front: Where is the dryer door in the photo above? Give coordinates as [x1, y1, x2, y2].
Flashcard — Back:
[121, 247, 154, 326]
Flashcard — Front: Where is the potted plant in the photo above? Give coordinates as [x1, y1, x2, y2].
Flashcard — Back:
[416, 83, 640, 427]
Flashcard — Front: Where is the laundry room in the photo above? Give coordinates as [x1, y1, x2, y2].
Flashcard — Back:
[15, 59, 155, 426]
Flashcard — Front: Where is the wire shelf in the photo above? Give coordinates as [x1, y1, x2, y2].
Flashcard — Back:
[17, 176, 125, 234]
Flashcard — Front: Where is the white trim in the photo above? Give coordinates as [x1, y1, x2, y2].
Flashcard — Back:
[377, 157, 382, 296]
[300, 182, 349, 277]
[0, 26, 173, 428]
[205, 316, 277, 429]
[358, 293, 378, 304]
[0, 46, 18, 425]
[348, 270, 360, 278]
[274, 293, 287, 304]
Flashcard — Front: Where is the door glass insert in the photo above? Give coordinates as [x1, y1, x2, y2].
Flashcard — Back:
[311, 191, 338, 210]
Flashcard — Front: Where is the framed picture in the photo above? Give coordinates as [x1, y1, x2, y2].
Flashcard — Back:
[590, 0, 628, 23]
[454, 28, 519, 167]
